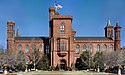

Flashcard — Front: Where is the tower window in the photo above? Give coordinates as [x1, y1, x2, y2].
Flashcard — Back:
[60, 22, 64, 34]
[46, 45, 49, 54]
[108, 30, 110, 37]
[57, 40, 60, 51]
[61, 42, 65, 50]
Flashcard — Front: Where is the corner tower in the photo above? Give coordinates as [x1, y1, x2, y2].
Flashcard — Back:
[114, 20, 121, 50]
[7, 20, 15, 52]
[105, 18, 114, 38]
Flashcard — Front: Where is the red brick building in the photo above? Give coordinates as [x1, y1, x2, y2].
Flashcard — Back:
[7, 7, 121, 69]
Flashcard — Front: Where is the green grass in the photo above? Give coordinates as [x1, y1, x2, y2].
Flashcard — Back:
[20, 71, 113, 75]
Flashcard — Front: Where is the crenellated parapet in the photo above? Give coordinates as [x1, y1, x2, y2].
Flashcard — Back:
[49, 7, 72, 20]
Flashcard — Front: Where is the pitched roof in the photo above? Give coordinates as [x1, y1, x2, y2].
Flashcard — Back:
[74, 37, 113, 40]
[15, 36, 49, 40]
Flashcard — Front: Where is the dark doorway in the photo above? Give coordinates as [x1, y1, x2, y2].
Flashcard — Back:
[60, 59, 67, 70]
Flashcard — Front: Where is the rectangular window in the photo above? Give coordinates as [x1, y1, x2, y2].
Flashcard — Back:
[46, 46, 49, 54]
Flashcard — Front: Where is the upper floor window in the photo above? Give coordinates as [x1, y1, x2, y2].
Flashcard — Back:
[82, 44, 86, 52]
[60, 22, 64, 34]
[25, 44, 29, 53]
[76, 44, 80, 54]
[96, 44, 100, 52]
[18, 44, 22, 53]
[39, 44, 42, 53]
[102, 44, 107, 52]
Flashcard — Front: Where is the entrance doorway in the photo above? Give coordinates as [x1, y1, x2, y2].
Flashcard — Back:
[60, 59, 67, 70]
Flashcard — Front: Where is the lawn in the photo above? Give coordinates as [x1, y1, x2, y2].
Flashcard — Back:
[17, 71, 113, 75]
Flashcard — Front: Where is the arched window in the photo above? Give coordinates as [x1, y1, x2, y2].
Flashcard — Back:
[109, 44, 113, 52]
[102, 44, 107, 52]
[96, 44, 100, 52]
[39, 45, 42, 52]
[82, 44, 86, 52]
[76, 44, 80, 54]
[18, 44, 22, 52]
[32, 44, 36, 52]
[60, 22, 64, 34]
[25, 44, 29, 53]
[90, 44, 93, 52]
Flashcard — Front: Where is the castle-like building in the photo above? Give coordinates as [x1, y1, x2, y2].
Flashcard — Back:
[7, 7, 121, 69]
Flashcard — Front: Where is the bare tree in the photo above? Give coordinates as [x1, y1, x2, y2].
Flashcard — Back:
[27, 48, 42, 66]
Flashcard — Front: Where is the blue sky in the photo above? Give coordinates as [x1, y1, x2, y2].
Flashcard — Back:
[0, 0, 125, 48]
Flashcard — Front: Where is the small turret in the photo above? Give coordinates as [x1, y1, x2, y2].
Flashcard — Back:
[104, 18, 114, 38]
[7, 20, 15, 52]
[107, 18, 111, 26]
[49, 7, 55, 20]
[114, 20, 121, 50]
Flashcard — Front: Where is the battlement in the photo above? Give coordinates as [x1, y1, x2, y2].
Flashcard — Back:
[7, 20, 15, 25]
[49, 7, 72, 20]
[52, 15, 72, 20]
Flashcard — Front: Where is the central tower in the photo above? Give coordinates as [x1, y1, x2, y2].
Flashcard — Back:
[49, 7, 75, 69]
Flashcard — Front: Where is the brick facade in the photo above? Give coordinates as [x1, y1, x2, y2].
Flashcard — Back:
[7, 7, 121, 69]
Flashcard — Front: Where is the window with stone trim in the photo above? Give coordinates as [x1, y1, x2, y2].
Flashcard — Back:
[76, 44, 80, 54]
[61, 42, 65, 50]
[46, 45, 49, 54]
[18, 44, 22, 53]
[102, 44, 107, 52]
[109, 44, 113, 52]
[60, 22, 65, 34]
[32, 44, 36, 52]
[25, 44, 29, 53]
[96, 44, 100, 52]
[90, 44, 93, 52]
[57, 40, 60, 51]
[82, 44, 86, 52]
[39, 44, 42, 53]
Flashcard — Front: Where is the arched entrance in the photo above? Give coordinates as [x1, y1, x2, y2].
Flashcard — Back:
[60, 59, 67, 70]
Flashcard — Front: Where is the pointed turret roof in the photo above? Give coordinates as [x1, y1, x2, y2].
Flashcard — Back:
[16, 29, 20, 37]
[116, 19, 119, 26]
[107, 18, 111, 26]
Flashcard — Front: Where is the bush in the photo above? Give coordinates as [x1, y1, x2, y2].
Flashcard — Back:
[15, 63, 25, 71]
[36, 54, 50, 70]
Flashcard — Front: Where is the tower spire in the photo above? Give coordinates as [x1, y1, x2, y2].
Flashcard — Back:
[16, 29, 20, 37]
[116, 19, 119, 26]
[107, 18, 111, 26]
